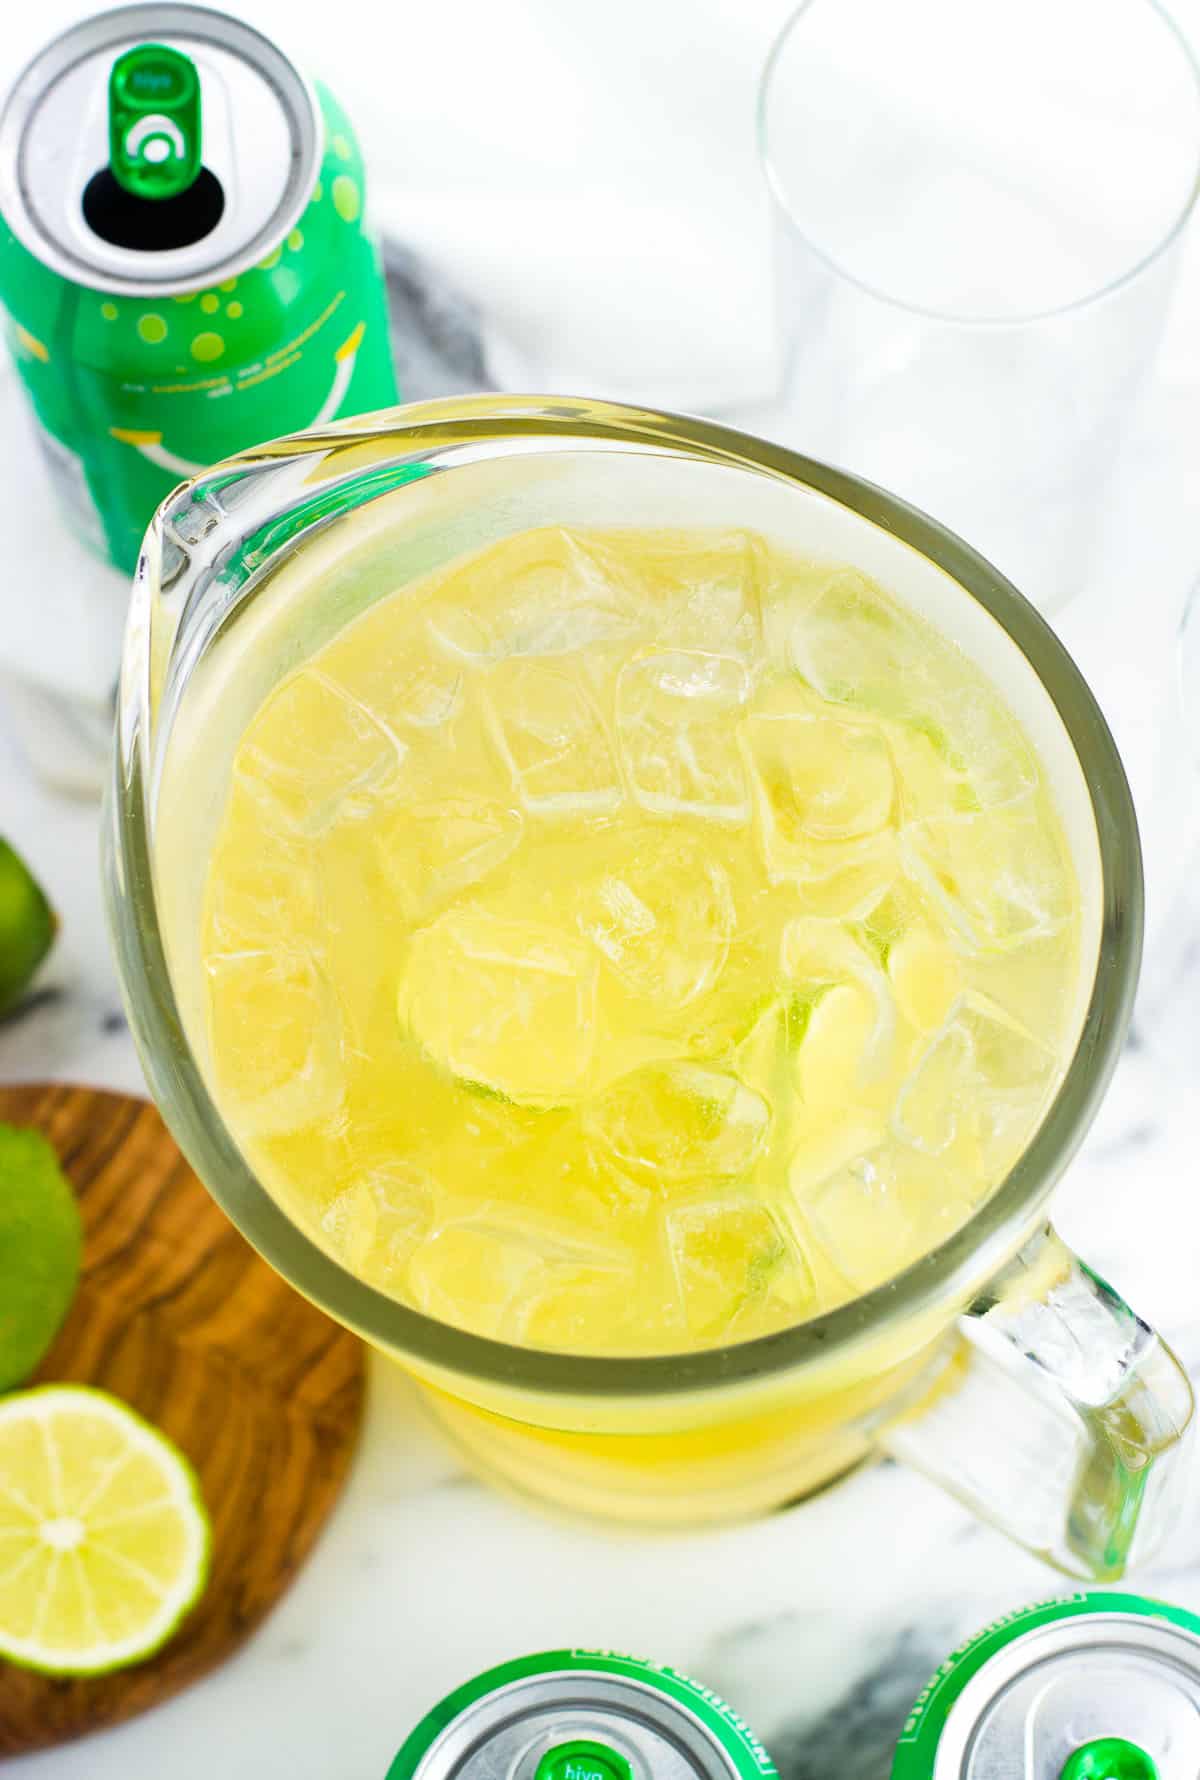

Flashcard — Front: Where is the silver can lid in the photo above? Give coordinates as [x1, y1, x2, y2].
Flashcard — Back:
[932, 1613, 1200, 1780]
[0, 2, 320, 295]
[410, 1673, 749, 1780]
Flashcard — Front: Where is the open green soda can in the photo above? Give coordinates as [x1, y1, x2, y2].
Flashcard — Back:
[0, 3, 398, 573]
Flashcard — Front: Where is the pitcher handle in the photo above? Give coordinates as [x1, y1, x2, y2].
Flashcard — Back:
[882, 1224, 1194, 1579]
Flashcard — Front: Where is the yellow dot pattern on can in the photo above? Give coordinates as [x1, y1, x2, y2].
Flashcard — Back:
[100, 301, 118, 321]
[191, 331, 224, 363]
[332, 175, 360, 224]
[219, 278, 237, 293]
[200, 293, 219, 314]
[332, 134, 352, 161]
[173, 292, 196, 304]
[137, 313, 167, 344]
[312, 181, 324, 203]
[287, 228, 304, 251]
[226, 301, 243, 319]
[257, 246, 282, 270]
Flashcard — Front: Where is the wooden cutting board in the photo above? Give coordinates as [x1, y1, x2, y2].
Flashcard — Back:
[0, 1082, 367, 1756]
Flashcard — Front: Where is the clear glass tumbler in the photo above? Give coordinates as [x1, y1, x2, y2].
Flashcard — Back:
[759, 0, 1200, 613]
[105, 397, 1193, 1579]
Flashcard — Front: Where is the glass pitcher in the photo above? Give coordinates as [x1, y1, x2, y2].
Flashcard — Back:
[104, 396, 1193, 1580]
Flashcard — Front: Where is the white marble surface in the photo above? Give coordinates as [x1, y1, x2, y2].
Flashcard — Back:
[3, 7, 1200, 1777]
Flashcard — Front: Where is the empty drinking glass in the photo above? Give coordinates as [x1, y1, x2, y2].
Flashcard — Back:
[759, 0, 1200, 612]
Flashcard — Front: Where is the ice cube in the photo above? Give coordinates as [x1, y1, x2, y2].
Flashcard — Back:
[781, 916, 897, 1079]
[585, 1061, 770, 1184]
[484, 659, 623, 816]
[665, 1198, 815, 1338]
[423, 527, 640, 662]
[892, 992, 1057, 1165]
[505, 604, 640, 658]
[508, 1259, 640, 1351]
[399, 907, 598, 1106]
[742, 706, 895, 877]
[321, 604, 466, 730]
[958, 991, 1060, 1170]
[788, 1116, 884, 1200]
[423, 603, 495, 663]
[966, 934, 1079, 1053]
[937, 685, 1040, 811]
[788, 569, 928, 714]
[392, 685, 514, 808]
[239, 669, 408, 835]
[788, 571, 1036, 820]
[206, 947, 344, 1137]
[617, 651, 750, 823]
[406, 1222, 547, 1338]
[319, 1161, 434, 1285]
[406, 1214, 627, 1341]
[620, 528, 767, 660]
[888, 723, 964, 824]
[803, 1146, 920, 1292]
[575, 831, 736, 1010]
[899, 803, 1072, 953]
[891, 1016, 974, 1155]
[799, 1132, 982, 1294]
[378, 798, 523, 919]
[367, 632, 463, 729]
[791, 834, 899, 922]
[320, 1181, 376, 1273]
[957, 993, 1058, 1094]
[206, 778, 320, 953]
[889, 697, 1038, 819]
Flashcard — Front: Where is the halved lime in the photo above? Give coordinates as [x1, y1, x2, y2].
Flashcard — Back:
[0, 838, 56, 1015]
[0, 1386, 210, 1676]
[0, 1124, 82, 1392]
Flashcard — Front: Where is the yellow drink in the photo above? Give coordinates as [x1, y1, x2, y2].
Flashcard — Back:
[197, 526, 1079, 1368]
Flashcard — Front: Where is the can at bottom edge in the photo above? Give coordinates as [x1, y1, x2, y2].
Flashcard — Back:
[893, 1591, 1200, 1780]
[386, 1649, 777, 1780]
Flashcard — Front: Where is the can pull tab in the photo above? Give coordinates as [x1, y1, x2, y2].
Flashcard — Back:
[1060, 1740, 1159, 1780]
[108, 44, 201, 201]
[534, 1740, 634, 1780]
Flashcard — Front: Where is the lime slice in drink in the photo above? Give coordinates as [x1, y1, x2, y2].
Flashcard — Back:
[886, 923, 962, 1032]
[0, 838, 56, 1015]
[399, 905, 598, 1107]
[796, 983, 876, 1108]
[0, 1386, 210, 1675]
[0, 1125, 82, 1392]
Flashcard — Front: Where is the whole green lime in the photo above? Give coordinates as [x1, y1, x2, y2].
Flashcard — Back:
[0, 838, 56, 1015]
[0, 1126, 83, 1391]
